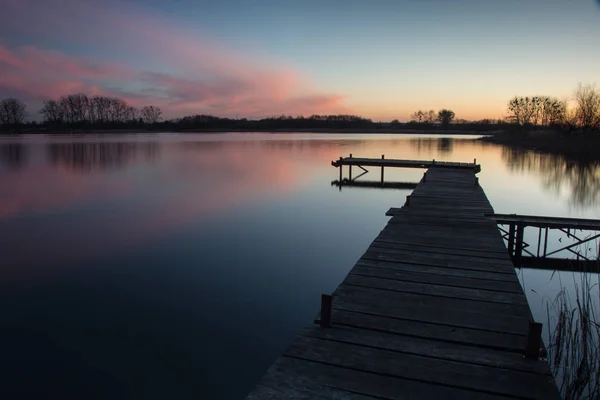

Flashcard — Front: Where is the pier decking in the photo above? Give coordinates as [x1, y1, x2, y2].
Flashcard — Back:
[245, 165, 560, 399]
[331, 156, 481, 171]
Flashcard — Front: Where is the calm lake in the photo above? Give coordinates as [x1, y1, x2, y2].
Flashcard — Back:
[1, 133, 599, 399]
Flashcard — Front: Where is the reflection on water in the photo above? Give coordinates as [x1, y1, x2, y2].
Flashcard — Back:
[48, 142, 160, 172]
[0, 143, 28, 170]
[502, 148, 600, 209]
[410, 137, 454, 154]
[0, 133, 599, 399]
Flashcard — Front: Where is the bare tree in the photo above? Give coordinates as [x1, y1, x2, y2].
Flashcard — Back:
[572, 83, 600, 131]
[39, 99, 64, 124]
[424, 110, 436, 124]
[0, 98, 27, 132]
[437, 109, 455, 126]
[141, 106, 162, 124]
[410, 110, 424, 123]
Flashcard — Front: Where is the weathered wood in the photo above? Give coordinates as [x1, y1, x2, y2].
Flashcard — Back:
[361, 250, 515, 275]
[488, 212, 600, 230]
[370, 241, 511, 261]
[333, 285, 532, 334]
[285, 336, 560, 400]
[320, 294, 333, 328]
[331, 158, 481, 172]
[248, 357, 512, 400]
[356, 259, 521, 283]
[344, 274, 528, 305]
[351, 265, 523, 293]
[301, 326, 551, 375]
[329, 309, 527, 352]
[245, 166, 559, 399]
[525, 322, 543, 359]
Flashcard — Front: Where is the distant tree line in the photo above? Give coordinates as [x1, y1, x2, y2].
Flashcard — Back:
[409, 109, 456, 126]
[506, 84, 600, 133]
[0, 98, 28, 133]
[1, 83, 598, 134]
[36, 94, 163, 129]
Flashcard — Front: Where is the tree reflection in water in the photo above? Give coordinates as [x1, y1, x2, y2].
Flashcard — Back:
[0, 143, 28, 170]
[502, 147, 600, 210]
[48, 142, 160, 173]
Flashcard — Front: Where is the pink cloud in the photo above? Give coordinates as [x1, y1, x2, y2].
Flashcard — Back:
[0, 0, 350, 118]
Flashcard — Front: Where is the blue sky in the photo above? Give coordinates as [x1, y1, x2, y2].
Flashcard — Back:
[0, 0, 599, 120]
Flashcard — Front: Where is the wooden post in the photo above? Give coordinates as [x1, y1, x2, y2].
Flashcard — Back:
[543, 227, 549, 257]
[508, 224, 516, 256]
[514, 223, 525, 267]
[338, 157, 343, 182]
[349, 153, 353, 181]
[405, 195, 411, 206]
[474, 158, 476, 165]
[524, 322, 543, 359]
[423, 172, 427, 182]
[432, 159, 436, 165]
[320, 294, 333, 328]
[381, 154, 385, 185]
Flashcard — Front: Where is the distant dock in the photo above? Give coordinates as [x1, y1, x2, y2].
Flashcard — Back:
[245, 159, 560, 399]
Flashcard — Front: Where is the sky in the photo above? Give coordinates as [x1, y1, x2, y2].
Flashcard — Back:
[0, 0, 599, 121]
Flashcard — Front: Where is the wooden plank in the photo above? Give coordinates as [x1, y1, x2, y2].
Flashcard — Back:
[351, 265, 524, 293]
[377, 231, 508, 252]
[373, 237, 509, 255]
[356, 259, 521, 283]
[333, 285, 531, 334]
[361, 250, 515, 275]
[285, 336, 560, 400]
[344, 274, 528, 305]
[302, 326, 551, 375]
[370, 241, 510, 261]
[330, 309, 527, 353]
[488, 213, 600, 230]
[246, 357, 513, 400]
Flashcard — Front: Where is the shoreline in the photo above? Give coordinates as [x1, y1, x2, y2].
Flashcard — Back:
[1, 128, 493, 136]
[480, 131, 600, 161]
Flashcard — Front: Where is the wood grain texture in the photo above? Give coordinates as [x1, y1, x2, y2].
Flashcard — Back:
[245, 166, 560, 399]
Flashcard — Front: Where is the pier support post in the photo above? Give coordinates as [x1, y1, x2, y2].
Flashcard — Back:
[508, 224, 516, 256]
[405, 195, 411, 206]
[381, 154, 385, 185]
[320, 294, 333, 328]
[338, 157, 343, 182]
[423, 172, 427, 182]
[524, 322, 543, 359]
[349, 154, 353, 181]
[514, 223, 525, 267]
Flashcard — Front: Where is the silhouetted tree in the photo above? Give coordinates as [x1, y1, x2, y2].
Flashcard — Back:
[573, 83, 600, 131]
[507, 96, 564, 127]
[39, 99, 64, 124]
[424, 110, 436, 124]
[437, 109, 455, 126]
[141, 106, 162, 124]
[0, 98, 27, 132]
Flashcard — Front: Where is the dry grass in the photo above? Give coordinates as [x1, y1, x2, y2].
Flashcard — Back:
[545, 257, 600, 399]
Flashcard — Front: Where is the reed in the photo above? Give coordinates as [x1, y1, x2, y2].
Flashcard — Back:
[545, 242, 599, 399]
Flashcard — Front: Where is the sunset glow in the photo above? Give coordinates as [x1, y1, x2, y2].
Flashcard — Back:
[1, 0, 599, 121]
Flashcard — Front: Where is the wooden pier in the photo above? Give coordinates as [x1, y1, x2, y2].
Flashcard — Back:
[245, 163, 560, 399]
[331, 155, 480, 184]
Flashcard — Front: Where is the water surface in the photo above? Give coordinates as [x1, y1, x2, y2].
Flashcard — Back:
[1, 133, 598, 399]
